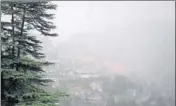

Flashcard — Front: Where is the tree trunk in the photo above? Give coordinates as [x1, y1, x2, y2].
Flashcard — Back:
[16, 6, 26, 71]
[11, 4, 15, 69]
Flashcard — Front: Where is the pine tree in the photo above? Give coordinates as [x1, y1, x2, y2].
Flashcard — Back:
[1, 1, 67, 106]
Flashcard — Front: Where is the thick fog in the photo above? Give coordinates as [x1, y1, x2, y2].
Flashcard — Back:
[37, 1, 174, 106]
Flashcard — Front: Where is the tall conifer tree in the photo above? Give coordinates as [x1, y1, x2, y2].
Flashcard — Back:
[1, 1, 66, 106]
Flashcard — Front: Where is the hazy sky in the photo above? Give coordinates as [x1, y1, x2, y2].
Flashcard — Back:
[46, 1, 175, 43]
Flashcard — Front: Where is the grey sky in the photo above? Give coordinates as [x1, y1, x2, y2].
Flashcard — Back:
[46, 1, 175, 43]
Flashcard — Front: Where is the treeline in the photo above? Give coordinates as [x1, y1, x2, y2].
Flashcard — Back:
[1, 1, 66, 106]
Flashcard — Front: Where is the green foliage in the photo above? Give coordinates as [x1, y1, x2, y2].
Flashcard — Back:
[1, 1, 66, 106]
[17, 92, 69, 106]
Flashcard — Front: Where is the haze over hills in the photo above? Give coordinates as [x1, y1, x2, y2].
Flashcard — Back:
[45, 31, 174, 88]
[39, 2, 174, 97]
